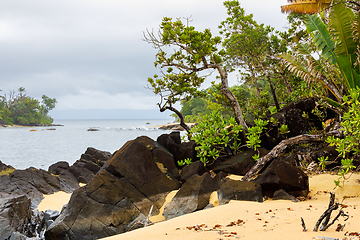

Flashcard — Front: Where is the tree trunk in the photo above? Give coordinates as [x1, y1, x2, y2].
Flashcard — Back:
[257, 57, 280, 111]
[250, 67, 261, 99]
[242, 129, 342, 181]
[267, 74, 280, 111]
[216, 64, 248, 133]
[160, 105, 191, 133]
[281, 72, 293, 94]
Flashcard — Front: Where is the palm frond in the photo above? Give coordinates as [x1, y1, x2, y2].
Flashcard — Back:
[305, 14, 337, 64]
[330, 3, 356, 56]
[280, 52, 316, 83]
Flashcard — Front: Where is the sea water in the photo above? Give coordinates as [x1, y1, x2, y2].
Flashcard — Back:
[0, 119, 174, 170]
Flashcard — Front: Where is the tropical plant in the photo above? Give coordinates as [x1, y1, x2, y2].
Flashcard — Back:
[246, 119, 269, 152]
[177, 158, 192, 167]
[326, 87, 360, 187]
[190, 111, 243, 165]
[281, 2, 360, 109]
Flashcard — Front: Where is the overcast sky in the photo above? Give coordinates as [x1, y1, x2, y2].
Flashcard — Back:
[0, 0, 290, 120]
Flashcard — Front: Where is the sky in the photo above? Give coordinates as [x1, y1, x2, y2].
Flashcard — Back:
[0, 0, 290, 120]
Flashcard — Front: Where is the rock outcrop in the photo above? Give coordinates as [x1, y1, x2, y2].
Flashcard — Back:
[45, 136, 180, 240]
[253, 159, 309, 197]
[0, 195, 45, 240]
[163, 172, 219, 219]
[219, 178, 263, 205]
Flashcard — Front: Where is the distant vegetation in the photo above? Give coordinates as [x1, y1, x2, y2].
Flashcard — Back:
[0, 87, 56, 126]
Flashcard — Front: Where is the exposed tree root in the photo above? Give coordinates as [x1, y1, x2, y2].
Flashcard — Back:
[242, 129, 342, 181]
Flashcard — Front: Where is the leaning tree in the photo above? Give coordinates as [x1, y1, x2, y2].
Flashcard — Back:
[144, 17, 248, 133]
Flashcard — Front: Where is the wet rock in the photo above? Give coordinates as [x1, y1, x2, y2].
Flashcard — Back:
[253, 159, 309, 198]
[219, 178, 263, 205]
[163, 172, 218, 219]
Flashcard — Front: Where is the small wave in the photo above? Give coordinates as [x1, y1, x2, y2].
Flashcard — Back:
[116, 126, 161, 132]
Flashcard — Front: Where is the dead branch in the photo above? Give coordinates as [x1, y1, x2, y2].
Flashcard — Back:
[242, 129, 342, 181]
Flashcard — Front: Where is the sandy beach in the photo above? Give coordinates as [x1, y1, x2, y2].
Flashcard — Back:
[39, 174, 360, 240]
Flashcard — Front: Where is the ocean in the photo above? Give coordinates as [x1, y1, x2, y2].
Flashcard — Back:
[0, 119, 175, 170]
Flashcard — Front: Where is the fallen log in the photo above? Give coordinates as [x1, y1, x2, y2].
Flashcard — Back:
[242, 128, 342, 181]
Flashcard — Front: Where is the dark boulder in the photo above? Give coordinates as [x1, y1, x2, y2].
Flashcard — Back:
[219, 178, 263, 205]
[309, 146, 339, 169]
[69, 165, 94, 184]
[48, 161, 70, 173]
[211, 148, 269, 175]
[180, 161, 208, 183]
[70, 147, 112, 183]
[152, 146, 180, 180]
[163, 172, 218, 219]
[157, 132, 197, 165]
[262, 98, 337, 149]
[49, 162, 79, 193]
[45, 136, 180, 240]
[0, 195, 45, 240]
[273, 189, 299, 202]
[0, 173, 44, 208]
[253, 159, 309, 197]
[11, 168, 59, 195]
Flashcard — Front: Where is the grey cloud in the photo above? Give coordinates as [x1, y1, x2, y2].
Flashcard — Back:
[0, 0, 288, 119]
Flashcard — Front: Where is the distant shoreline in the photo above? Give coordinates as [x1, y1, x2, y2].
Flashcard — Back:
[150, 122, 196, 131]
[0, 124, 64, 128]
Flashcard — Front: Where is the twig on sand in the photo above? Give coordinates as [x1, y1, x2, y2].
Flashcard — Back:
[127, 205, 154, 231]
[313, 192, 349, 232]
[301, 217, 307, 232]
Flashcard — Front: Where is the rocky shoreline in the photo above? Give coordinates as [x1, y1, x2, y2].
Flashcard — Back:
[0, 98, 358, 240]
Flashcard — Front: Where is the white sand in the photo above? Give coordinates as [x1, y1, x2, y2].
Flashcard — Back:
[37, 191, 71, 212]
[102, 173, 360, 240]
[37, 174, 360, 240]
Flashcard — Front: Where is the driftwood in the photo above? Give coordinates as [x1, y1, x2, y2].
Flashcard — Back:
[301, 217, 307, 232]
[127, 205, 154, 231]
[242, 129, 342, 181]
[313, 192, 349, 232]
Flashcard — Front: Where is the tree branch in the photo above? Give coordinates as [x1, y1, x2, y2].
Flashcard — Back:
[242, 128, 342, 181]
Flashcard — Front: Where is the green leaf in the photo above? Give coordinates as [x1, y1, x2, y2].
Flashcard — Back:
[305, 14, 336, 64]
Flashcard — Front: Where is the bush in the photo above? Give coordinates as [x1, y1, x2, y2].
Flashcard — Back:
[326, 87, 360, 187]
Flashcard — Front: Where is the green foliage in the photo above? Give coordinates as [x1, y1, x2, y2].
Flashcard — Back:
[279, 124, 290, 135]
[282, 2, 360, 109]
[246, 119, 268, 151]
[190, 111, 242, 165]
[318, 156, 329, 171]
[0, 88, 56, 126]
[326, 87, 360, 187]
[178, 158, 192, 167]
[145, 17, 223, 111]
